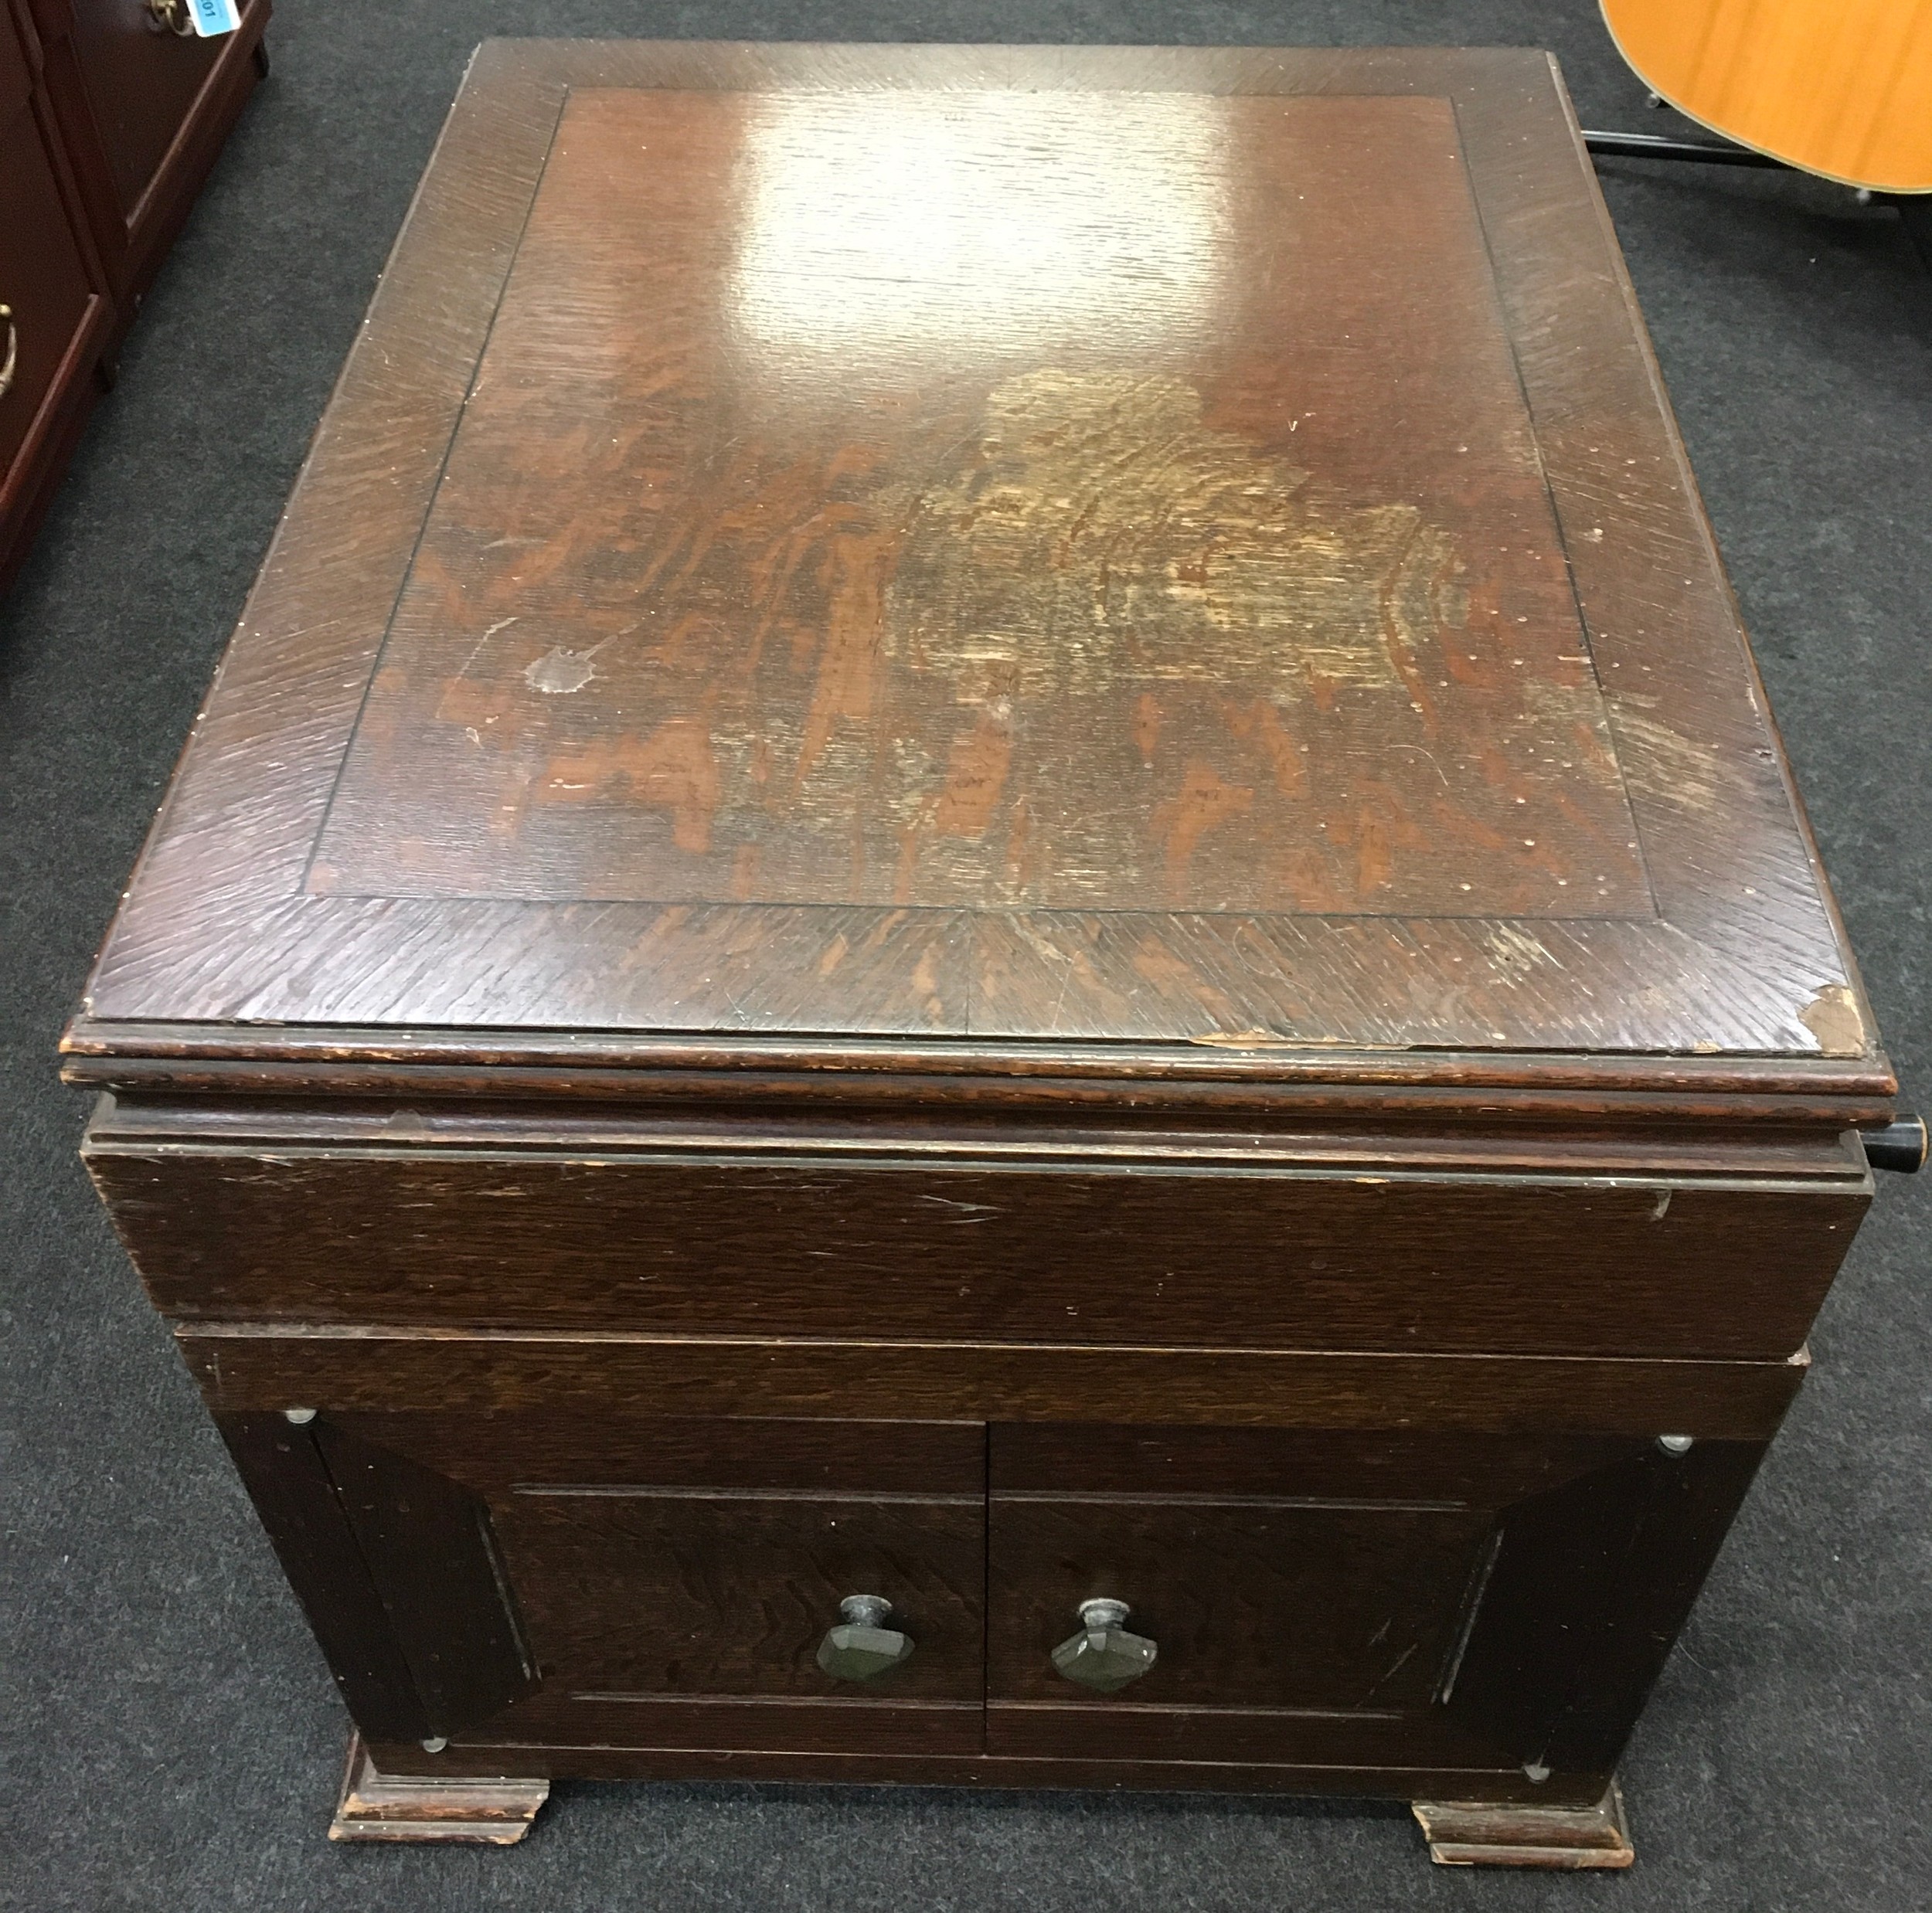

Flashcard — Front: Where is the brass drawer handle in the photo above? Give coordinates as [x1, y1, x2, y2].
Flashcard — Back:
[0, 306, 14, 400]
[145, 0, 196, 35]
[815, 1594, 914, 1683]
[1051, 1598, 1158, 1693]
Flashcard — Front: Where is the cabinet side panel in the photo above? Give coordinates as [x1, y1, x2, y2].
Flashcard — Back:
[213, 1412, 432, 1742]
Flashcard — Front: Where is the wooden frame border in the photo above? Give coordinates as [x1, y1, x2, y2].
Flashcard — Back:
[74, 42, 1879, 1068]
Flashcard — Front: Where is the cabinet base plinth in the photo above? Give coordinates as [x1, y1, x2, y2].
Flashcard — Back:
[1412, 1784, 1633, 1867]
[329, 1734, 550, 1844]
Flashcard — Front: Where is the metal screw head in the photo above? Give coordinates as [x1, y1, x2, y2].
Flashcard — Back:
[420, 1736, 448, 1753]
[1524, 1761, 1551, 1783]
[838, 1594, 893, 1629]
[1077, 1598, 1131, 1630]
[284, 1408, 317, 1425]
[1657, 1435, 1695, 1456]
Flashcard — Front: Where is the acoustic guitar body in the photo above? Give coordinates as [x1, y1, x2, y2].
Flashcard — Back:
[1601, 0, 1932, 192]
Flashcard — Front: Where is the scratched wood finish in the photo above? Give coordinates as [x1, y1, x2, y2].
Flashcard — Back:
[176, 1326, 1807, 1439]
[65, 40, 1891, 1074]
[314, 88, 1643, 924]
[88, 1139, 1866, 1358]
[62, 46, 1900, 1853]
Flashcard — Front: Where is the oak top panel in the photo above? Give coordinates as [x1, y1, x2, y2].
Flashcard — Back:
[314, 87, 1641, 922]
[73, 42, 1885, 1084]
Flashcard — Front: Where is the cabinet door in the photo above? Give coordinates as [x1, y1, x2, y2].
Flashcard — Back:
[0, 18, 110, 523]
[987, 1425, 1765, 1803]
[219, 1411, 988, 1759]
[25, 0, 264, 298]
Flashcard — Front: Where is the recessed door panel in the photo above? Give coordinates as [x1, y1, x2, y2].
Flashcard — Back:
[220, 1410, 988, 1756]
[986, 1425, 1764, 1785]
[64, 0, 247, 219]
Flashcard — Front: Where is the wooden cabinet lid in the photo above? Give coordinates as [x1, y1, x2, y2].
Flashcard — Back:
[67, 42, 1889, 1103]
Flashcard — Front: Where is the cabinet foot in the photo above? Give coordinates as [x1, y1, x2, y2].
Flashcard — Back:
[329, 1734, 549, 1844]
[1411, 1783, 1632, 1868]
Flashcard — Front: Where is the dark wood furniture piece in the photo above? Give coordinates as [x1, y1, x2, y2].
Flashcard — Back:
[66, 41, 1920, 1868]
[0, 0, 267, 590]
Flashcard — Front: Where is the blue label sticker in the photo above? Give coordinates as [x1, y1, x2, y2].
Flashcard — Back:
[188, 0, 240, 35]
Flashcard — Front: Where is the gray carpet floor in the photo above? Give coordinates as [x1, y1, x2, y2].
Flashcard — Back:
[4, 3, 1929, 1908]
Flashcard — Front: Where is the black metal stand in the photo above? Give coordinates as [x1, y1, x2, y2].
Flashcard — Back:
[1896, 197, 1932, 277]
[1583, 130, 1786, 170]
[1581, 131, 1932, 276]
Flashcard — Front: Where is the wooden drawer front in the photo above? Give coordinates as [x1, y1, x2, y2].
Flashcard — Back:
[221, 1412, 987, 1756]
[0, 81, 107, 485]
[60, 0, 254, 220]
[93, 1143, 1866, 1359]
[985, 1425, 1767, 1773]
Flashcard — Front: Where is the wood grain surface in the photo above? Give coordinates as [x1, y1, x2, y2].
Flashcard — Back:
[496, 1493, 985, 1698]
[219, 1408, 1751, 1796]
[90, 1137, 1866, 1357]
[1602, 0, 1932, 192]
[66, 40, 1888, 1079]
[313, 88, 1643, 923]
[66, 44, 1889, 1829]
[987, 1497, 1484, 1710]
[176, 1324, 1808, 1438]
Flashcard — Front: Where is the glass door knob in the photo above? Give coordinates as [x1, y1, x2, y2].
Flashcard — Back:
[1051, 1598, 1158, 1693]
[816, 1594, 914, 1683]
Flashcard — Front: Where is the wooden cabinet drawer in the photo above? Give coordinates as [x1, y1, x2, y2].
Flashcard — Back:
[90, 1114, 1869, 1359]
[53, 0, 255, 220]
[0, 59, 109, 491]
[22, 0, 267, 308]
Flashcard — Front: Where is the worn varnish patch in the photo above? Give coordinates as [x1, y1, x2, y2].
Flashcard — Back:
[68, 45, 1888, 1057]
[310, 87, 1648, 920]
[1798, 983, 1868, 1057]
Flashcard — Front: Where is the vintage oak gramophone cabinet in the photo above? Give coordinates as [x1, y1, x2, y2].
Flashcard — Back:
[64, 42, 1923, 1867]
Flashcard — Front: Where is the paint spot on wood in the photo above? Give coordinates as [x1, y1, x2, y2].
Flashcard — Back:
[524, 647, 599, 694]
